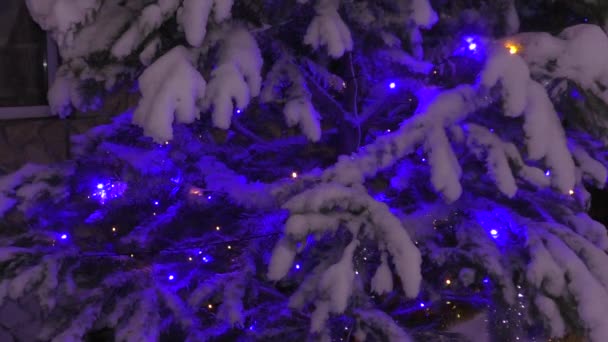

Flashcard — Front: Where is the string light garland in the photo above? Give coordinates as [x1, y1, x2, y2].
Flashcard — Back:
[46, 231, 282, 259]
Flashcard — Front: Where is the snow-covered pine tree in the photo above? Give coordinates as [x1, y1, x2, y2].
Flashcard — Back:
[1, 0, 608, 340]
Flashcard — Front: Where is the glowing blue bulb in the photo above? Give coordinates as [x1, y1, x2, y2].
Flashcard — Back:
[60, 234, 67, 240]
[490, 229, 499, 238]
[97, 183, 104, 189]
[465, 37, 474, 43]
[483, 277, 490, 284]
[198, 250, 203, 255]
[168, 275, 174, 280]
[236, 109, 241, 114]
[468, 43, 477, 51]
[154, 201, 159, 206]
[295, 264, 300, 270]
[419, 302, 425, 308]
[249, 325, 255, 331]
[207, 196, 212, 200]
[545, 170, 551, 176]
[202, 256, 210, 263]
[389, 82, 396, 89]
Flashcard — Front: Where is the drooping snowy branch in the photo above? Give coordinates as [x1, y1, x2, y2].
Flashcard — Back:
[177, 0, 233, 47]
[303, 0, 353, 58]
[111, 0, 180, 58]
[262, 58, 322, 141]
[268, 183, 421, 332]
[133, 46, 206, 142]
[202, 27, 263, 129]
[465, 124, 549, 197]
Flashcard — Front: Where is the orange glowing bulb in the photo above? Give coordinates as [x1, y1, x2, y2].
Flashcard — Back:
[505, 42, 519, 55]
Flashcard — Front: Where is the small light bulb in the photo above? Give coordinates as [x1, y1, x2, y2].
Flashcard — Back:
[389, 82, 396, 89]
[97, 183, 104, 189]
[60, 234, 67, 240]
[216, 226, 220, 231]
[168, 275, 174, 280]
[468, 43, 477, 51]
[569, 189, 574, 195]
[227, 245, 232, 250]
[295, 264, 300, 270]
[130, 254, 134, 258]
[420, 302, 425, 308]
[445, 279, 452, 285]
[291, 172, 298, 179]
[505, 43, 519, 55]
[208, 304, 213, 309]
[188, 257, 193, 261]
[112, 227, 116, 232]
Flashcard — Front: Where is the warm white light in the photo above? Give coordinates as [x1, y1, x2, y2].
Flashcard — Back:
[291, 172, 298, 179]
[569, 189, 574, 195]
[505, 42, 519, 55]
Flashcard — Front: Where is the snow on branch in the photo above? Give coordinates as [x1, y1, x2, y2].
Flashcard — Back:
[111, 0, 180, 58]
[133, 46, 206, 143]
[480, 50, 576, 194]
[202, 28, 263, 129]
[304, 0, 353, 58]
[570, 143, 608, 188]
[262, 59, 322, 141]
[512, 25, 608, 105]
[195, 156, 275, 209]
[354, 309, 413, 342]
[26, 0, 101, 48]
[322, 85, 479, 202]
[409, 0, 438, 29]
[465, 124, 549, 197]
[0, 164, 68, 217]
[177, 0, 234, 47]
[531, 225, 608, 341]
[268, 183, 421, 332]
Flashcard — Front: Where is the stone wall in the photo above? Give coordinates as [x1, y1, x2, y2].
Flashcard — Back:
[0, 89, 139, 174]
